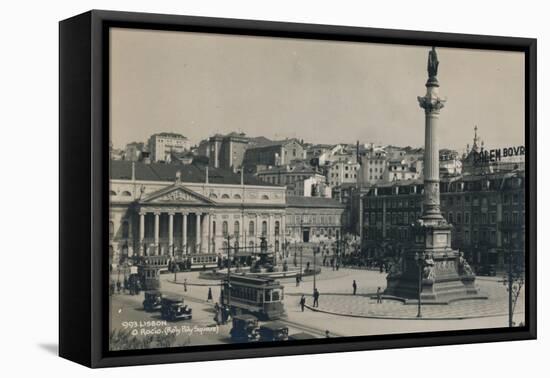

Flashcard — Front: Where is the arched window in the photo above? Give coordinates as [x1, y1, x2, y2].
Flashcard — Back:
[209, 193, 218, 199]
[109, 221, 114, 239]
[275, 240, 279, 252]
[221, 194, 230, 199]
[234, 221, 240, 238]
[274, 221, 280, 236]
[122, 221, 129, 239]
[222, 221, 228, 237]
[110, 190, 117, 196]
[262, 221, 267, 236]
[261, 195, 269, 200]
[121, 191, 131, 197]
[249, 221, 255, 236]
[233, 194, 241, 200]
[234, 240, 239, 252]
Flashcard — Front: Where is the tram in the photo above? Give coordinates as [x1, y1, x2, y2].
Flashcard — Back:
[136, 255, 171, 290]
[174, 253, 219, 271]
[222, 275, 285, 320]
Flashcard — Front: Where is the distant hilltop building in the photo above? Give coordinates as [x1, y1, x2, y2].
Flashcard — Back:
[124, 142, 145, 162]
[256, 162, 331, 198]
[148, 132, 190, 163]
[197, 132, 249, 172]
[243, 138, 305, 174]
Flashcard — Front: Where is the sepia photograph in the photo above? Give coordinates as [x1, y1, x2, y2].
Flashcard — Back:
[107, 27, 526, 352]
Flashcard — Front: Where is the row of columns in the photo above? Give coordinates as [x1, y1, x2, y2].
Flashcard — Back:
[138, 210, 210, 256]
[137, 209, 285, 256]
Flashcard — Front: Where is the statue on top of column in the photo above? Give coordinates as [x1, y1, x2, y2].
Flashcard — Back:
[427, 46, 439, 79]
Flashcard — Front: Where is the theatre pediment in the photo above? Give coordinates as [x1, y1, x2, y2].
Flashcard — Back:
[140, 185, 214, 205]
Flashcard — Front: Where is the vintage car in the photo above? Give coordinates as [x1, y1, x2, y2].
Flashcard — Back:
[229, 314, 259, 343]
[160, 296, 192, 321]
[288, 332, 316, 341]
[142, 290, 163, 312]
[258, 321, 289, 342]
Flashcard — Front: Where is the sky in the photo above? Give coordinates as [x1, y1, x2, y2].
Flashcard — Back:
[110, 28, 525, 153]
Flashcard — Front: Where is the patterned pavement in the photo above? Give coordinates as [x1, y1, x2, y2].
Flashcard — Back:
[299, 282, 525, 320]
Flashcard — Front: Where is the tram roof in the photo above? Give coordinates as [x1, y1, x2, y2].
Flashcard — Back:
[226, 274, 281, 286]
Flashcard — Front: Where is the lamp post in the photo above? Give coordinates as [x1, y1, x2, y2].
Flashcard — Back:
[415, 251, 425, 318]
[313, 246, 318, 292]
[225, 234, 233, 310]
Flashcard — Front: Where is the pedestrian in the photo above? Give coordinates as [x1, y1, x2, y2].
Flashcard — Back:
[296, 275, 300, 287]
[214, 302, 221, 324]
[377, 287, 383, 304]
[313, 288, 320, 307]
[116, 280, 121, 294]
[207, 287, 213, 302]
[183, 278, 188, 292]
[325, 330, 330, 338]
[380, 263, 384, 274]
[352, 280, 357, 295]
[300, 295, 306, 312]
[123, 277, 128, 294]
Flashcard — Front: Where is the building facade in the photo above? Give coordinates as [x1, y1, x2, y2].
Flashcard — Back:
[285, 196, 345, 243]
[109, 161, 286, 265]
[148, 132, 190, 162]
[360, 171, 525, 270]
[243, 138, 305, 173]
[200, 132, 250, 172]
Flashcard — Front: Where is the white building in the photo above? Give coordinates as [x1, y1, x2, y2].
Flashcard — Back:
[148, 132, 190, 162]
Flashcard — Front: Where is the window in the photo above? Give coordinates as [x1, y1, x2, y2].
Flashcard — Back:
[448, 212, 454, 224]
[109, 221, 114, 239]
[222, 221, 228, 237]
[121, 191, 131, 197]
[234, 194, 242, 200]
[275, 221, 280, 236]
[261, 195, 269, 200]
[110, 190, 116, 196]
[221, 194, 230, 199]
[465, 212, 470, 224]
[249, 221, 255, 236]
[262, 221, 267, 236]
[234, 221, 240, 238]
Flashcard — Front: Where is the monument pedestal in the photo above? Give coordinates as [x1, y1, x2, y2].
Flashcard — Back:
[385, 219, 487, 304]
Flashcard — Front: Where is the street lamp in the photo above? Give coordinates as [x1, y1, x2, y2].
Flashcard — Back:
[414, 251, 425, 318]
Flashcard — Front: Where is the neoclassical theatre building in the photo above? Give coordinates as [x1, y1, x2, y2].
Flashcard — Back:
[109, 160, 287, 263]
[109, 161, 345, 265]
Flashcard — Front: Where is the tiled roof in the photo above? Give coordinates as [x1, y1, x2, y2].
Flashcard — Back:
[110, 160, 279, 186]
[286, 196, 345, 208]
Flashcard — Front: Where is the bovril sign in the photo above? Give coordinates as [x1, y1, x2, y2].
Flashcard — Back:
[474, 145, 526, 164]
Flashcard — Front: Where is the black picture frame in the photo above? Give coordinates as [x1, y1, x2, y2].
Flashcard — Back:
[59, 9, 537, 368]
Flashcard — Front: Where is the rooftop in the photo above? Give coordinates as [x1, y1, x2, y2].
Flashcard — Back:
[286, 196, 345, 208]
[110, 160, 280, 187]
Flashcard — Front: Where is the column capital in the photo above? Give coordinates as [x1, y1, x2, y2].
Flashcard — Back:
[153, 211, 161, 216]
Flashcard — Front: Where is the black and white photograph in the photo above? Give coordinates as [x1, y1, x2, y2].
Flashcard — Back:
[107, 27, 527, 351]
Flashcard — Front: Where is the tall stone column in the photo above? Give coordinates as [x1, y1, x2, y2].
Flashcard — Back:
[182, 212, 188, 255]
[139, 211, 145, 256]
[154, 212, 160, 256]
[417, 47, 446, 223]
[168, 212, 174, 256]
[195, 212, 201, 253]
[201, 212, 209, 253]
